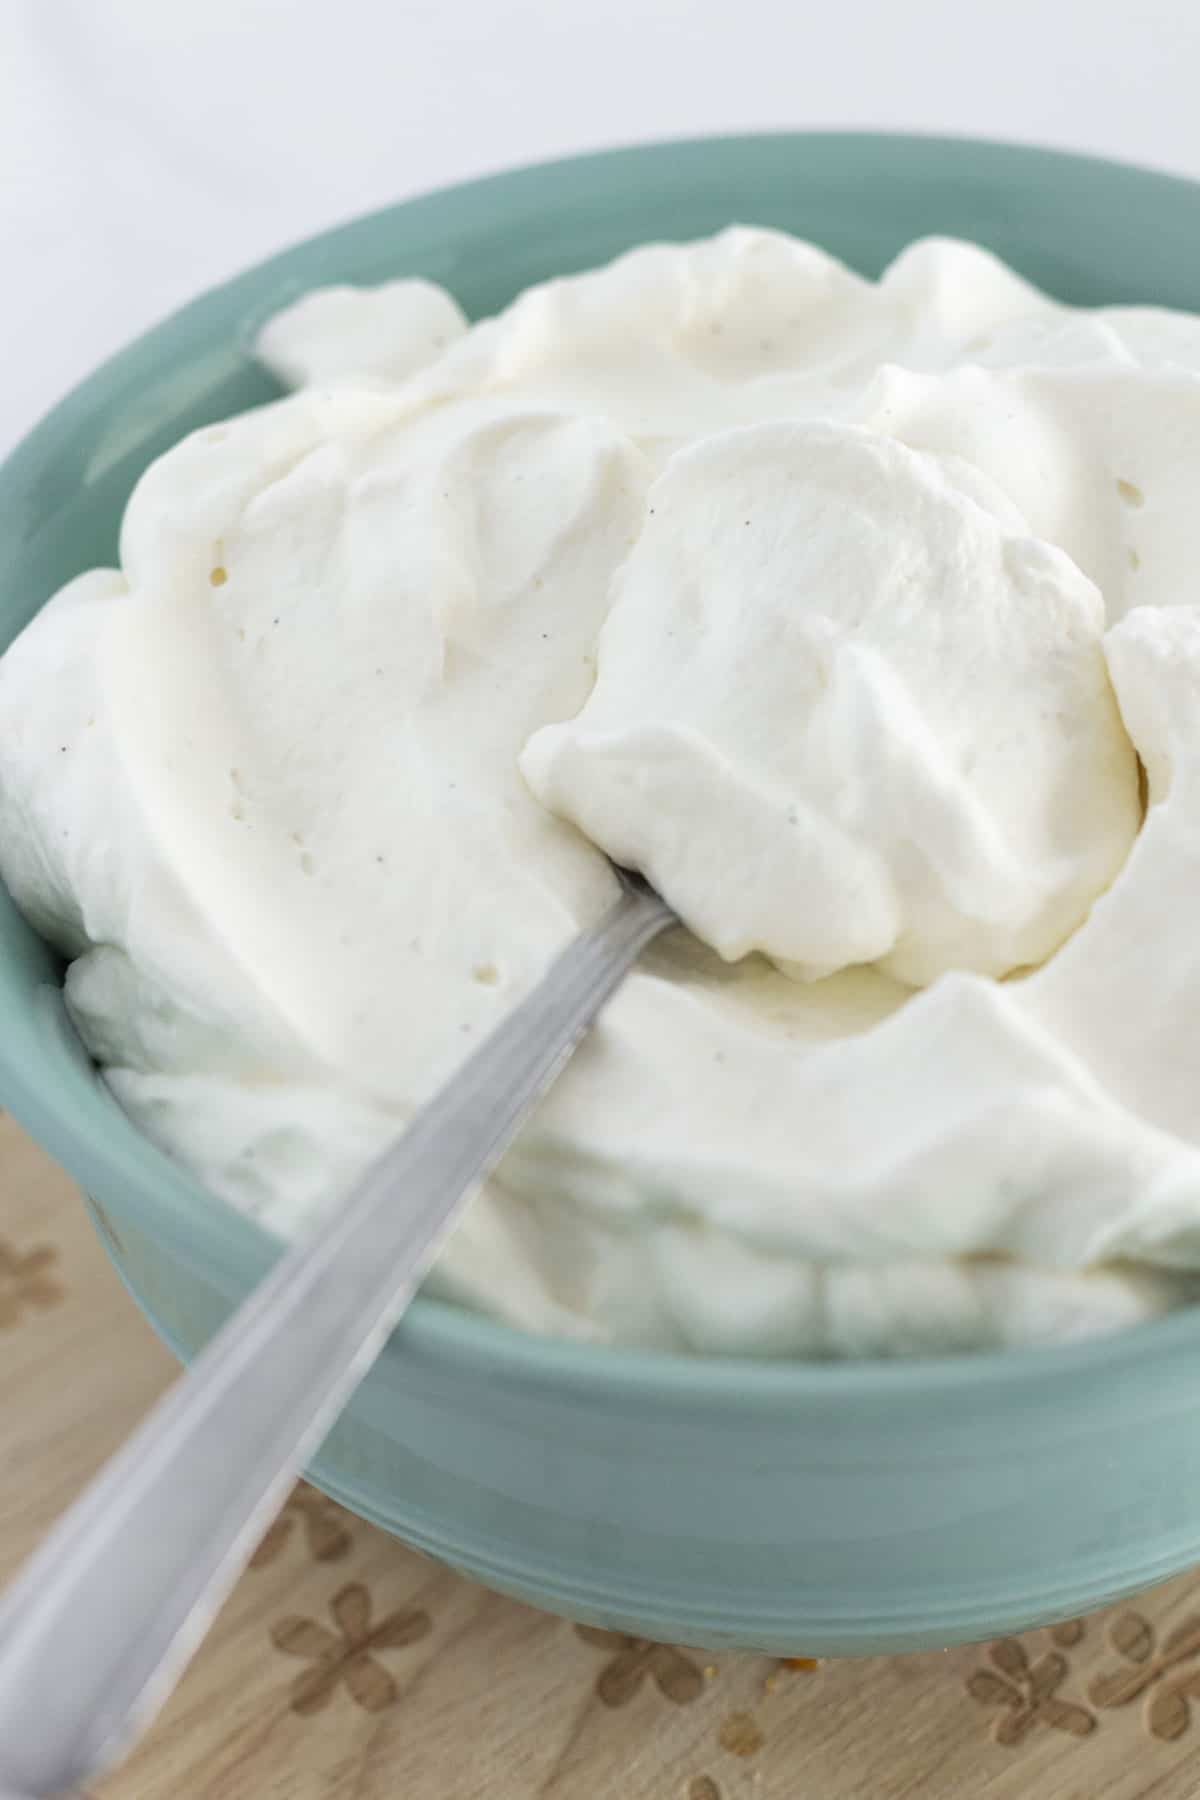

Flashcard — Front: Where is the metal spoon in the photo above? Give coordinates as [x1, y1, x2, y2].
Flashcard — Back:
[0, 870, 674, 1799]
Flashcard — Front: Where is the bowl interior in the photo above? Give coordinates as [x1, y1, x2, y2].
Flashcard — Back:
[6, 131, 1200, 1391]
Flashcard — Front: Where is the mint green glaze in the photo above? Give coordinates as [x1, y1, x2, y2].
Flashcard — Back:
[5, 135, 1200, 1654]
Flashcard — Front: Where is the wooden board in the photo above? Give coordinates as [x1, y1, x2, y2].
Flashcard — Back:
[4, 1105, 1200, 1799]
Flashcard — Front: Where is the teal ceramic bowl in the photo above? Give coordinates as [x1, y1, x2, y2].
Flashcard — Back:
[6, 133, 1200, 1656]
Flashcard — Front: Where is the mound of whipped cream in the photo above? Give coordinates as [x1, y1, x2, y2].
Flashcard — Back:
[8, 227, 1200, 1356]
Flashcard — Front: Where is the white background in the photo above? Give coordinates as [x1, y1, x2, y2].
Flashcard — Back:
[4, 0, 1200, 456]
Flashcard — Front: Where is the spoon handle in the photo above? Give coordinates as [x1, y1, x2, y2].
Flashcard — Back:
[0, 875, 673, 1798]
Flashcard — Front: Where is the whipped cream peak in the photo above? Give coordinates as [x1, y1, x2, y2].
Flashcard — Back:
[254, 279, 468, 390]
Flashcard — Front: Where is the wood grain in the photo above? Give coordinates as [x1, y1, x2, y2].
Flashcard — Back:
[2, 1106, 1199, 1799]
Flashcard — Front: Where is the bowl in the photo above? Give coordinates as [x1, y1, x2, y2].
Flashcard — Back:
[6, 132, 1200, 1657]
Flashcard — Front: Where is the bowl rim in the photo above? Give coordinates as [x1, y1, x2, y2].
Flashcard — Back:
[7, 125, 1200, 1406]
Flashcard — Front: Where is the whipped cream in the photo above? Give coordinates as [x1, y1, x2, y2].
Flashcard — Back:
[6, 227, 1200, 1357]
[522, 421, 1138, 985]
